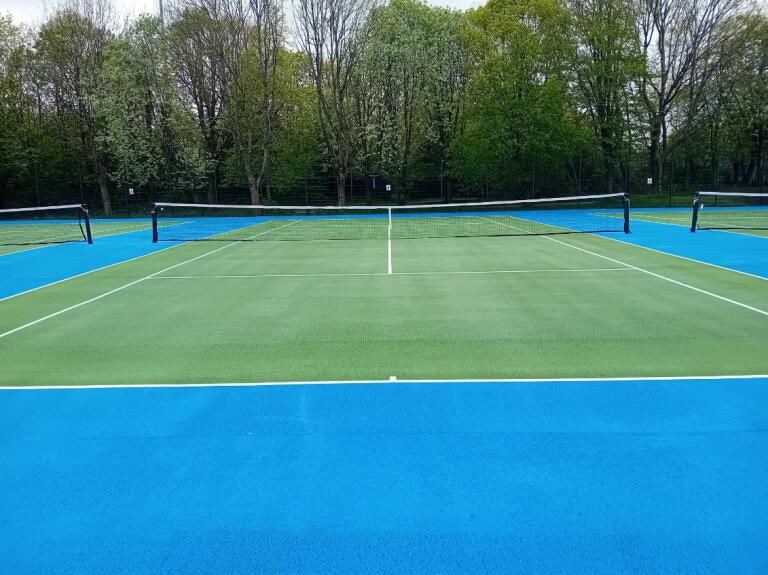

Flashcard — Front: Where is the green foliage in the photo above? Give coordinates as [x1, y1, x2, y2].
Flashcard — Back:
[96, 16, 207, 193]
[0, 16, 30, 191]
[356, 0, 469, 200]
[268, 51, 323, 193]
[568, 0, 645, 181]
[221, 48, 322, 196]
[718, 14, 768, 183]
[452, 0, 583, 195]
[0, 0, 765, 210]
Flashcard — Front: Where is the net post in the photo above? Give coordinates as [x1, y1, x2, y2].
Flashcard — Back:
[623, 194, 630, 234]
[151, 205, 159, 243]
[82, 204, 93, 244]
[691, 194, 701, 232]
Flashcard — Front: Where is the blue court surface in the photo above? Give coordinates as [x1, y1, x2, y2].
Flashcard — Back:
[2, 377, 767, 574]
[2, 209, 767, 574]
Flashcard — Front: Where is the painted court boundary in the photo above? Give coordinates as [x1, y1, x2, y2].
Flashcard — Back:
[597, 225, 767, 281]
[0, 241, 241, 339]
[0, 221, 158, 259]
[0, 221, 193, 302]
[2, 215, 764, 304]
[547, 235, 768, 316]
[479, 217, 768, 317]
[0, 225, 304, 339]
[0, 241, 183, 304]
[1, 374, 766, 391]
[2, 235, 767, 341]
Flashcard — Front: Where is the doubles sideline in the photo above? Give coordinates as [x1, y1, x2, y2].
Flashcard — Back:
[478, 216, 768, 318]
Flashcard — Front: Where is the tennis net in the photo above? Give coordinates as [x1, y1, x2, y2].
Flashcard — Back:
[152, 193, 630, 242]
[0, 204, 93, 246]
[691, 192, 768, 232]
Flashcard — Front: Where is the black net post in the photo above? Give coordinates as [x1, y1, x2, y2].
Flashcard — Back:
[151, 206, 159, 243]
[82, 205, 93, 244]
[691, 194, 701, 232]
[623, 194, 631, 233]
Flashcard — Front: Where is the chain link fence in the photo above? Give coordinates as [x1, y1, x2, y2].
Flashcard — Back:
[1, 146, 765, 214]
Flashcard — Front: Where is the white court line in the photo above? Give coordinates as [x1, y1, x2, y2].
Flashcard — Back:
[594, 231, 767, 281]
[387, 215, 393, 274]
[0, 220, 283, 303]
[626, 211, 768, 240]
[242, 220, 302, 239]
[0, 240, 78, 258]
[0, 242, 240, 340]
[190, 217, 303, 241]
[91, 222, 152, 235]
[0, 221, 150, 245]
[698, 227, 768, 240]
[0, 242, 184, 303]
[2, 373, 766, 391]
[631, 214, 690, 225]
[0, 220, 163, 260]
[478, 216, 768, 317]
[93, 219, 191, 239]
[151, 267, 632, 280]
[0, 220, 303, 338]
[631, 212, 768, 239]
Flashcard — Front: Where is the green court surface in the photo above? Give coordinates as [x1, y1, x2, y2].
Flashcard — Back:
[0, 231, 765, 386]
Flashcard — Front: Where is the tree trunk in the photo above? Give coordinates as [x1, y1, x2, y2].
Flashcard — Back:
[247, 173, 260, 205]
[745, 123, 765, 186]
[254, 146, 271, 206]
[240, 148, 260, 206]
[97, 160, 112, 216]
[599, 129, 616, 194]
[207, 173, 217, 204]
[336, 171, 346, 206]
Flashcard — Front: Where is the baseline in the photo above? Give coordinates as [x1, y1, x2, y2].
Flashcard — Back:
[2, 374, 766, 391]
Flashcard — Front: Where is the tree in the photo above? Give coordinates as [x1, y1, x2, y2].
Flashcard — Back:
[167, 2, 229, 202]
[95, 16, 207, 197]
[0, 15, 32, 206]
[212, 0, 284, 205]
[421, 7, 469, 200]
[360, 0, 432, 191]
[357, 0, 467, 201]
[294, 0, 377, 205]
[637, 0, 745, 193]
[34, 0, 115, 214]
[452, 0, 581, 197]
[569, 0, 643, 191]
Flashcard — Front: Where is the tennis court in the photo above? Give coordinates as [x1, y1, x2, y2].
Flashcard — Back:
[2, 195, 767, 572]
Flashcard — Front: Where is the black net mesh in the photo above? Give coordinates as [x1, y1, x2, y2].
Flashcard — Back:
[694, 193, 768, 230]
[0, 205, 91, 246]
[153, 194, 630, 242]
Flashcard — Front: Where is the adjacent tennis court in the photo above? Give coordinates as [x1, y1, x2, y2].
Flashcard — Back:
[1, 194, 767, 573]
